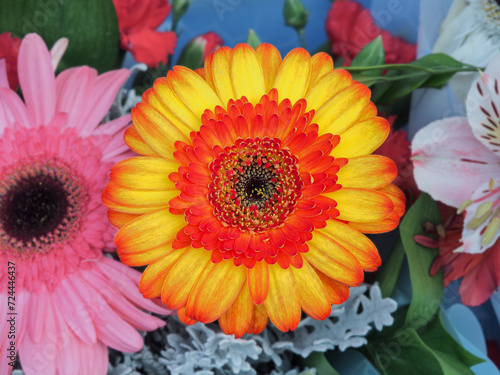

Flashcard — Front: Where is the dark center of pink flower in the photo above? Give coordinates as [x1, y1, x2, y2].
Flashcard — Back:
[1, 174, 69, 242]
[0, 156, 87, 253]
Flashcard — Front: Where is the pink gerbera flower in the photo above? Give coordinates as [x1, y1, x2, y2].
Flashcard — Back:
[0, 34, 170, 375]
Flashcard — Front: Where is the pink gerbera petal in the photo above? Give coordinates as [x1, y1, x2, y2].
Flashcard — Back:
[17, 33, 56, 126]
[0, 33, 170, 375]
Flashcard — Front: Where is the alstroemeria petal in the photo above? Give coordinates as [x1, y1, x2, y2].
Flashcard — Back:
[467, 54, 500, 153]
[412, 116, 500, 207]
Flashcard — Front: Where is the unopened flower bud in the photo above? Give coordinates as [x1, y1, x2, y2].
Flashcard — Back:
[172, 0, 193, 24]
[177, 31, 223, 69]
[283, 0, 309, 32]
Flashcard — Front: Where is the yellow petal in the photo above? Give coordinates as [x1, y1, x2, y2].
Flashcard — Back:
[315, 83, 371, 135]
[319, 219, 381, 271]
[139, 248, 186, 298]
[132, 103, 189, 159]
[115, 208, 185, 254]
[161, 248, 212, 309]
[265, 264, 301, 332]
[291, 259, 331, 320]
[336, 155, 397, 189]
[189, 260, 247, 323]
[152, 77, 200, 130]
[325, 188, 394, 222]
[305, 233, 364, 286]
[168, 66, 223, 119]
[142, 87, 194, 136]
[231, 44, 266, 105]
[207, 46, 235, 106]
[307, 52, 335, 92]
[103, 181, 176, 208]
[124, 126, 159, 157]
[102, 193, 165, 215]
[110, 157, 178, 191]
[256, 43, 282, 93]
[273, 48, 311, 104]
[120, 243, 177, 267]
[305, 69, 352, 112]
[332, 117, 389, 158]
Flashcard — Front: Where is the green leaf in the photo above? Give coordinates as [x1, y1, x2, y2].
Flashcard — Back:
[344, 53, 479, 104]
[421, 314, 485, 372]
[299, 352, 341, 375]
[364, 312, 484, 375]
[399, 193, 443, 328]
[246, 29, 262, 49]
[350, 36, 385, 77]
[0, 0, 122, 73]
[376, 237, 405, 298]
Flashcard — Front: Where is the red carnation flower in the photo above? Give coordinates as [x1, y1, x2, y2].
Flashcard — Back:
[0, 32, 21, 89]
[325, 0, 416, 66]
[113, 0, 177, 67]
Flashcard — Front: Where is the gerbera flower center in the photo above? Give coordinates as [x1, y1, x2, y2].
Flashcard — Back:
[0, 156, 87, 254]
[209, 137, 302, 233]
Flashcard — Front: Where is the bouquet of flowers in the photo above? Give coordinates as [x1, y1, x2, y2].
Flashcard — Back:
[1, 0, 500, 374]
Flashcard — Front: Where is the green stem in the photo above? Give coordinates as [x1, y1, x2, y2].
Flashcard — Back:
[298, 28, 307, 50]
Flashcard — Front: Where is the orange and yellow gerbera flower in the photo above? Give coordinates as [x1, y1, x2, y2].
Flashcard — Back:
[103, 43, 405, 337]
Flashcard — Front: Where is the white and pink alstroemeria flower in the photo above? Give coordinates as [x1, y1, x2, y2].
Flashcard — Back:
[412, 54, 500, 255]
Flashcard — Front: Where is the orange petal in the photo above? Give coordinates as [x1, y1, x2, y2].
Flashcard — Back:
[115, 208, 185, 254]
[305, 233, 364, 286]
[319, 219, 381, 271]
[161, 248, 212, 309]
[264, 264, 301, 332]
[326, 188, 394, 222]
[219, 281, 254, 338]
[248, 261, 269, 305]
[124, 125, 159, 157]
[189, 260, 247, 323]
[291, 259, 331, 320]
[315, 269, 350, 305]
[178, 307, 198, 325]
[256, 43, 282, 93]
[107, 210, 140, 229]
[138, 248, 186, 298]
[308, 52, 334, 91]
[336, 155, 397, 190]
[247, 303, 269, 334]
[349, 211, 401, 235]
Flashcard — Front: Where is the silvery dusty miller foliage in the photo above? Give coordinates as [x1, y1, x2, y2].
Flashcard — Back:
[105, 283, 396, 375]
